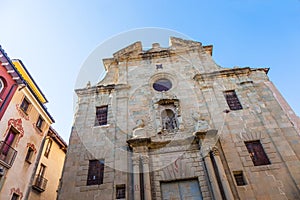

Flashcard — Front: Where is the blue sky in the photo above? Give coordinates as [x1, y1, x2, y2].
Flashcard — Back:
[1, 0, 299, 142]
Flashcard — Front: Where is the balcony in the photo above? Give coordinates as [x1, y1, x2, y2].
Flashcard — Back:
[0, 141, 17, 168]
[32, 175, 48, 192]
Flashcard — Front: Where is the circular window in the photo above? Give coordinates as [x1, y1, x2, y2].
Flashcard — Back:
[153, 79, 172, 92]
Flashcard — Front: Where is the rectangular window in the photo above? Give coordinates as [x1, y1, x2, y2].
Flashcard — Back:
[44, 139, 52, 158]
[25, 147, 34, 163]
[116, 184, 126, 199]
[2, 128, 17, 155]
[36, 116, 44, 130]
[224, 90, 243, 110]
[233, 171, 246, 186]
[11, 193, 19, 200]
[87, 159, 104, 186]
[20, 98, 30, 113]
[95, 106, 108, 126]
[245, 140, 271, 166]
[38, 164, 46, 177]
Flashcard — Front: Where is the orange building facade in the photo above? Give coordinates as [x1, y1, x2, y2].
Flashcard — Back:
[0, 46, 66, 200]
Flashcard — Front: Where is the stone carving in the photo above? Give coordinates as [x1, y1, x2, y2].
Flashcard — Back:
[162, 109, 179, 132]
[141, 155, 149, 164]
[211, 146, 219, 156]
[132, 119, 147, 138]
[192, 112, 210, 132]
[132, 155, 140, 166]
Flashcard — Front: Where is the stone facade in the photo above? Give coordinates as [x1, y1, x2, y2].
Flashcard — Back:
[59, 37, 300, 200]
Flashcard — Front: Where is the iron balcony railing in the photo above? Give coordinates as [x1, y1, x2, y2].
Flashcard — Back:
[0, 141, 17, 167]
[32, 175, 48, 192]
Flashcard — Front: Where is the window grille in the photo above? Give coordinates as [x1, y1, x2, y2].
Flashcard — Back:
[245, 140, 271, 166]
[87, 160, 104, 185]
[224, 90, 243, 110]
[233, 171, 246, 186]
[95, 106, 108, 126]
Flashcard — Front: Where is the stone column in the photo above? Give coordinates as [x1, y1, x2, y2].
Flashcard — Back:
[194, 131, 222, 200]
[132, 155, 141, 200]
[211, 147, 234, 200]
[141, 155, 152, 200]
[203, 154, 223, 200]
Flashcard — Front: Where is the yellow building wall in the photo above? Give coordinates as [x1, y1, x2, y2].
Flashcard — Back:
[28, 136, 66, 200]
[0, 86, 51, 200]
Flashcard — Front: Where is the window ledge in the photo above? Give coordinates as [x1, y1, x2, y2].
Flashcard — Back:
[25, 159, 32, 164]
[93, 124, 111, 128]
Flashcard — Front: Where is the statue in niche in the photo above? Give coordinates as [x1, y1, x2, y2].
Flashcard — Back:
[132, 119, 146, 138]
[162, 109, 178, 132]
[192, 111, 210, 132]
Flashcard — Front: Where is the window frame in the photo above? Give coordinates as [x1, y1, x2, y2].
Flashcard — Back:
[38, 163, 46, 178]
[116, 184, 126, 199]
[233, 171, 246, 186]
[245, 140, 271, 166]
[25, 147, 34, 163]
[20, 97, 31, 114]
[36, 116, 44, 131]
[95, 106, 108, 126]
[0, 78, 5, 95]
[44, 139, 52, 158]
[153, 78, 172, 92]
[11, 193, 20, 200]
[224, 90, 243, 110]
[87, 159, 105, 186]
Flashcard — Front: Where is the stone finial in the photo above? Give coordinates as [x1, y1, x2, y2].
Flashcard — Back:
[152, 43, 160, 48]
[86, 81, 91, 88]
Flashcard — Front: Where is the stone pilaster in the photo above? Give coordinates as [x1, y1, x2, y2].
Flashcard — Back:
[132, 155, 141, 200]
[141, 155, 152, 200]
[211, 147, 234, 200]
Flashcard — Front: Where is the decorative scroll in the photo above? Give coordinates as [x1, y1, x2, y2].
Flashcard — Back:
[7, 119, 24, 136]
[10, 187, 23, 199]
[16, 104, 29, 120]
[27, 143, 37, 154]
[4, 118, 24, 146]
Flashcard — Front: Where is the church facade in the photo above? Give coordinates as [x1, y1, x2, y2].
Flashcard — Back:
[58, 37, 300, 200]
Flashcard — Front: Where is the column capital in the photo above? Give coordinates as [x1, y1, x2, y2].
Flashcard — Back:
[211, 146, 220, 156]
[141, 155, 149, 165]
[132, 155, 140, 166]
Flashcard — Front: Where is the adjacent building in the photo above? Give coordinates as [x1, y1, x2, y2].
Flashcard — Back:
[0, 46, 67, 200]
[58, 37, 300, 200]
[28, 127, 67, 200]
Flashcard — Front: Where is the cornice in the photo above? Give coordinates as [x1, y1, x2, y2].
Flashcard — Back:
[193, 67, 269, 81]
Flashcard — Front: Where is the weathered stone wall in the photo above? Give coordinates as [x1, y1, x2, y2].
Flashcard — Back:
[149, 144, 212, 200]
[59, 37, 300, 200]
